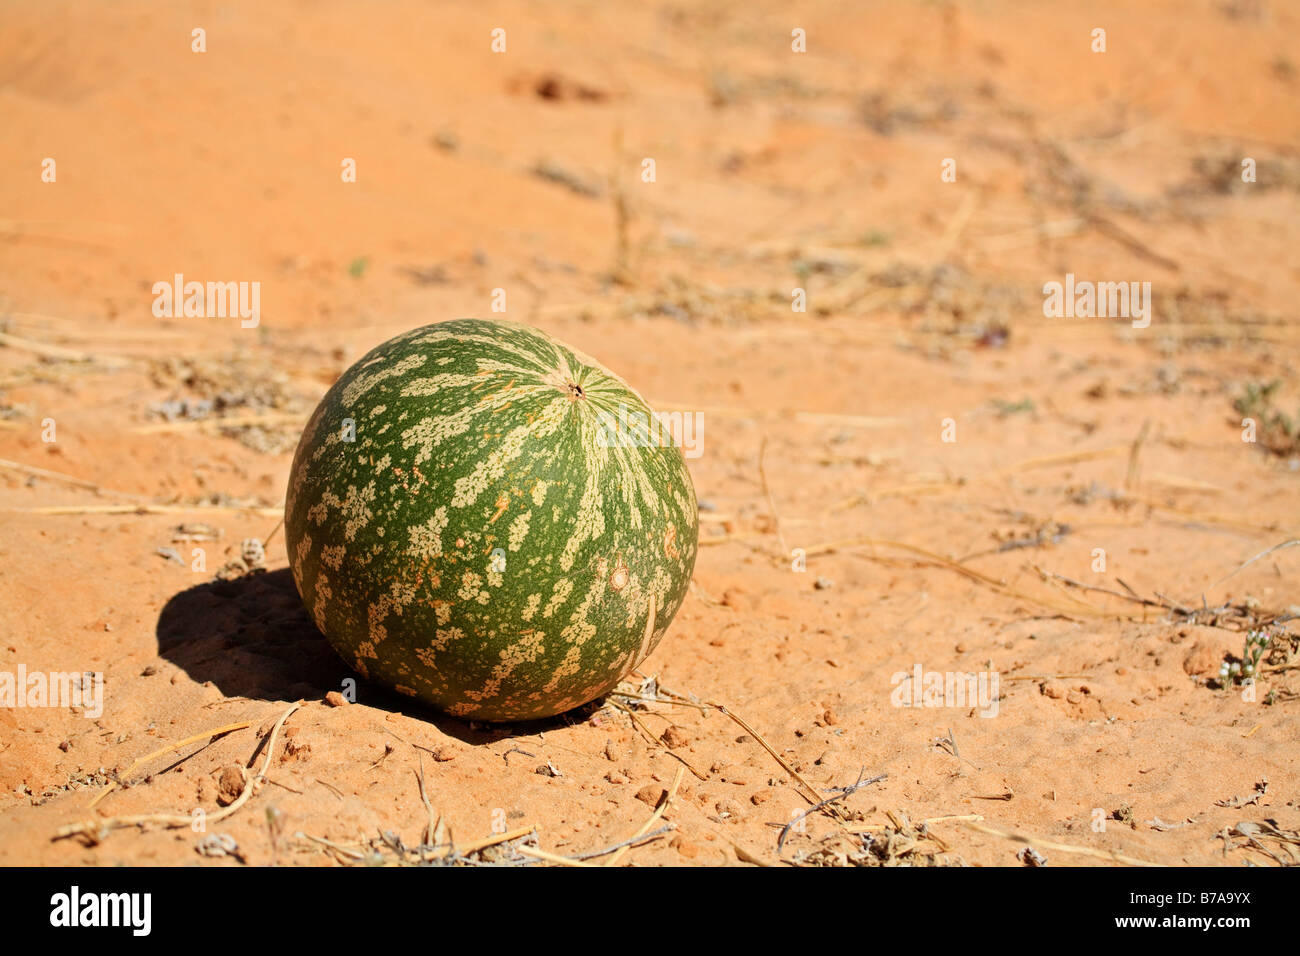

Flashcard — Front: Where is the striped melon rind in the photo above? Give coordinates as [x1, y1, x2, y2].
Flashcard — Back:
[284, 318, 698, 721]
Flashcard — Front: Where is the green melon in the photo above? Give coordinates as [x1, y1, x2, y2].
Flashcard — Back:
[284, 318, 698, 721]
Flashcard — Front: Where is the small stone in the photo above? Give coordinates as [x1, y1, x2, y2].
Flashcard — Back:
[1041, 681, 1065, 699]
[603, 739, 618, 761]
[660, 725, 691, 749]
[196, 833, 240, 858]
[240, 538, 266, 569]
[215, 765, 246, 806]
[635, 784, 666, 806]
[605, 771, 628, 785]
[1017, 846, 1048, 867]
[141, 665, 158, 677]
[814, 577, 834, 590]
[325, 691, 348, 707]
[750, 790, 771, 805]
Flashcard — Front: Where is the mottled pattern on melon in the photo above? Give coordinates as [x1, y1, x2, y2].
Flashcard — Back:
[285, 319, 698, 721]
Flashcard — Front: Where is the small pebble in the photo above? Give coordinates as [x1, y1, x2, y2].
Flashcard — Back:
[660, 725, 691, 749]
[215, 765, 245, 806]
[635, 784, 666, 806]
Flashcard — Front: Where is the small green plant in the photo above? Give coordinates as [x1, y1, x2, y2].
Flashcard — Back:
[1219, 629, 1273, 686]
[993, 397, 1035, 418]
[1234, 380, 1300, 455]
[347, 255, 369, 279]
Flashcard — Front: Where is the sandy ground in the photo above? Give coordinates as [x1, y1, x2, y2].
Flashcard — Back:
[2, 0, 1299, 867]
